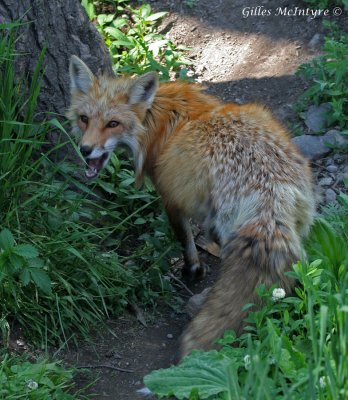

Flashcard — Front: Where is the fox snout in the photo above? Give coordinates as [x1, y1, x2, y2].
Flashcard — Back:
[79, 145, 93, 158]
[78, 143, 112, 179]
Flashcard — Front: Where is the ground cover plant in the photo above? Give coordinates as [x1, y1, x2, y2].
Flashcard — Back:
[0, 353, 82, 399]
[295, 22, 348, 132]
[144, 191, 348, 399]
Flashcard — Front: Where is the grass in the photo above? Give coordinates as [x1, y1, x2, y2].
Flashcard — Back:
[0, 14, 180, 351]
[144, 191, 348, 399]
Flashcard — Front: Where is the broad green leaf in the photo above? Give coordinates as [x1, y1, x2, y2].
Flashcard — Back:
[144, 350, 233, 399]
[104, 27, 133, 46]
[9, 253, 23, 270]
[20, 269, 30, 286]
[28, 257, 45, 269]
[30, 269, 52, 294]
[139, 4, 151, 18]
[13, 244, 39, 259]
[145, 12, 168, 22]
[112, 18, 128, 29]
[97, 180, 118, 194]
[0, 229, 14, 251]
[97, 13, 114, 26]
[134, 217, 147, 225]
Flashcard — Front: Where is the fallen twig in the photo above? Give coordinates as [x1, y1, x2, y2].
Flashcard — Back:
[167, 272, 194, 296]
[77, 364, 134, 373]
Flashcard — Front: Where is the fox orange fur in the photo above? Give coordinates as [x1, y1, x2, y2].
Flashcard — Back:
[68, 56, 315, 358]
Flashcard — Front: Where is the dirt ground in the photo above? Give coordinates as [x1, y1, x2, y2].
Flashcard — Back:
[61, 0, 346, 398]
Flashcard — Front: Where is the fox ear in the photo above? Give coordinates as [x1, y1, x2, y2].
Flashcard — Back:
[128, 72, 158, 108]
[69, 55, 94, 94]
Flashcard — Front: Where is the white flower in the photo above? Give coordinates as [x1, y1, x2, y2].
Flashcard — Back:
[244, 354, 251, 370]
[268, 356, 276, 365]
[319, 376, 326, 388]
[272, 288, 286, 301]
[27, 379, 38, 390]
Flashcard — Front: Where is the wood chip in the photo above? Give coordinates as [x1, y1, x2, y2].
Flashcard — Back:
[195, 235, 220, 258]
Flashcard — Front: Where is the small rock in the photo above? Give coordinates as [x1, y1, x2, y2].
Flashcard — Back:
[124, 260, 136, 268]
[319, 177, 334, 186]
[166, 333, 173, 339]
[325, 188, 337, 203]
[325, 158, 335, 166]
[325, 129, 348, 148]
[343, 165, 348, 174]
[326, 165, 338, 173]
[308, 33, 322, 49]
[186, 288, 211, 318]
[292, 131, 336, 160]
[337, 172, 348, 183]
[333, 153, 345, 164]
[304, 103, 331, 133]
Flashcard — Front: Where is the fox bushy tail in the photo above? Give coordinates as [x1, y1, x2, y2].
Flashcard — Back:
[180, 222, 302, 357]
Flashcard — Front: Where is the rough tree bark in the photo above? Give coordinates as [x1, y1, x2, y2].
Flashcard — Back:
[0, 0, 113, 116]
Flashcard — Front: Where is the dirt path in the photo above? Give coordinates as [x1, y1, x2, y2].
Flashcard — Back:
[64, 1, 338, 398]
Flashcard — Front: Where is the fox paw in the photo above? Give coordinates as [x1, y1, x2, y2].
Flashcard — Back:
[182, 263, 209, 281]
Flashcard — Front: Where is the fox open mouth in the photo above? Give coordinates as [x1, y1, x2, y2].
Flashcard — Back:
[85, 152, 109, 179]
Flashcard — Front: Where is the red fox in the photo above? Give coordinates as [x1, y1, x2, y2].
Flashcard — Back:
[68, 56, 315, 357]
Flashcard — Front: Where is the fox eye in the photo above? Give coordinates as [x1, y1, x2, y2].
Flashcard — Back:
[80, 115, 88, 124]
[106, 120, 119, 128]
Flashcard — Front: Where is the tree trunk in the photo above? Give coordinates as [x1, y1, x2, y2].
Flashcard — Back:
[0, 0, 113, 116]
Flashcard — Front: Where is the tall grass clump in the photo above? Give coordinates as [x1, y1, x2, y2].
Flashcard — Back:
[0, 21, 178, 348]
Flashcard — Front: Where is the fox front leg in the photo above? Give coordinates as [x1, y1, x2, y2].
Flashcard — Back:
[166, 206, 206, 281]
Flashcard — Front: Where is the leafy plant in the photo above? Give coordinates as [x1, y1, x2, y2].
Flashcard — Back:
[295, 22, 348, 130]
[81, 0, 192, 79]
[0, 228, 51, 295]
[0, 353, 82, 399]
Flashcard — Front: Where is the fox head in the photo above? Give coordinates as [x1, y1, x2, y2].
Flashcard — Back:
[67, 55, 159, 180]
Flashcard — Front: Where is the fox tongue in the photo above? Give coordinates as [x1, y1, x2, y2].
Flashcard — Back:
[85, 157, 103, 179]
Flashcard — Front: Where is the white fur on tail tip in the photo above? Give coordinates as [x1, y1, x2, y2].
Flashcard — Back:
[137, 387, 153, 397]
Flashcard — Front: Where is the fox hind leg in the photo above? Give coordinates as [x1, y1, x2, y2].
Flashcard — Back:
[165, 206, 207, 281]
